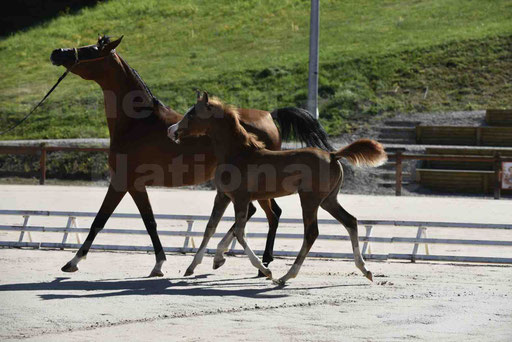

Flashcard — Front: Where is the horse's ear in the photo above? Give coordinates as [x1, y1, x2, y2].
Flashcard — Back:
[196, 89, 201, 101]
[203, 91, 209, 105]
[104, 36, 123, 51]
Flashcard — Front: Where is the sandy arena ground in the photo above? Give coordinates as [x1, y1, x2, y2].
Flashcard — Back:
[1, 185, 511, 341]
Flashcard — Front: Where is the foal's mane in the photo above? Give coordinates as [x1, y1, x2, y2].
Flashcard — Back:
[209, 97, 265, 150]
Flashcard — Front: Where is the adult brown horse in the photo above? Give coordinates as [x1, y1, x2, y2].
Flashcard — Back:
[49, 36, 333, 277]
[170, 92, 387, 284]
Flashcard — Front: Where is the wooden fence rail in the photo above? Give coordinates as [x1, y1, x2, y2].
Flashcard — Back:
[0, 144, 108, 185]
[1, 145, 512, 197]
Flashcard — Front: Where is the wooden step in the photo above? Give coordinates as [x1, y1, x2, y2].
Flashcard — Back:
[416, 126, 512, 147]
[416, 168, 496, 194]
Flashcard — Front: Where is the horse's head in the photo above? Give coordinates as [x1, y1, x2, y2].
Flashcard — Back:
[50, 35, 123, 80]
[168, 91, 225, 143]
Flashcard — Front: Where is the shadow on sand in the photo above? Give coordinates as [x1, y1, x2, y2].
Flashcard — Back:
[0, 274, 367, 300]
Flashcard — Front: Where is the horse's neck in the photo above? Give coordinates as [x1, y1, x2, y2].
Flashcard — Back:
[99, 55, 161, 145]
[210, 115, 255, 163]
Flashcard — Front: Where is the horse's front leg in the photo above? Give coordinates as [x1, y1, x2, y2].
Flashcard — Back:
[184, 192, 231, 276]
[61, 184, 126, 272]
[213, 202, 257, 270]
[129, 187, 166, 277]
[232, 199, 273, 279]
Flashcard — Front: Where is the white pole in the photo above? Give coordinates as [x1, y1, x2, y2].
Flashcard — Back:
[307, 0, 320, 119]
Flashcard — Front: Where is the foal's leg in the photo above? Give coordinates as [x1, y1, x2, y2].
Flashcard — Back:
[261, 199, 282, 267]
[321, 198, 373, 281]
[213, 199, 281, 276]
[129, 187, 166, 277]
[273, 203, 319, 285]
[232, 200, 273, 278]
[212, 202, 256, 270]
[184, 192, 231, 276]
[61, 184, 126, 272]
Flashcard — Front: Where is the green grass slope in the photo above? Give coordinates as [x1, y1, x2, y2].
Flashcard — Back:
[1, 0, 511, 139]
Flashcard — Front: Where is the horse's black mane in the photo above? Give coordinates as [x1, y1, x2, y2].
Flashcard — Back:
[129, 65, 159, 104]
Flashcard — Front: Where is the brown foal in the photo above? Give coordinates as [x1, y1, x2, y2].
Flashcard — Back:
[50, 36, 333, 277]
[170, 92, 388, 284]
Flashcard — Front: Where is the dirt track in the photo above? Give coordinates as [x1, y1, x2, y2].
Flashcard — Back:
[0, 249, 511, 341]
[1, 185, 512, 341]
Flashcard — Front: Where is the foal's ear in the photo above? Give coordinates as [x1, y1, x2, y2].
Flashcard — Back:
[103, 36, 123, 52]
[202, 91, 212, 110]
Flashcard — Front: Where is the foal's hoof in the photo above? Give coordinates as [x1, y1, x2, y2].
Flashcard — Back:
[272, 278, 286, 286]
[213, 258, 226, 270]
[365, 271, 373, 282]
[259, 268, 272, 280]
[184, 267, 194, 277]
[149, 269, 164, 277]
[257, 262, 272, 277]
[61, 262, 78, 273]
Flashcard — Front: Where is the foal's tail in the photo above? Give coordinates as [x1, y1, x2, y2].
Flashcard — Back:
[331, 139, 387, 167]
[271, 107, 334, 151]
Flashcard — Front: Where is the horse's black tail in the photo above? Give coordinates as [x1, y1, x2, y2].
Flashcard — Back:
[271, 107, 334, 151]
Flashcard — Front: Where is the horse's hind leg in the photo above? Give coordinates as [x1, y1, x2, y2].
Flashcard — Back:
[61, 184, 126, 273]
[185, 192, 231, 276]
[321, 198, 373, 281]
[274, 199, 319, 285]
[251, 199, 282, 277]
[213, 202, 257, 270]
[261, 199, 282, 267]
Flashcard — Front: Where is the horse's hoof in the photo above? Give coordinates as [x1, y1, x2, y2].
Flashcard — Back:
[263, 269, 273, 280]
[61, 262, 78, 273]
[272, 278, 285, 286]
[149, 269, 164, 277]
[213, 258, 226, 270]
[257, 270, 266, 278]
[184, 268, 194, 277]
[365, 271, 373, 282]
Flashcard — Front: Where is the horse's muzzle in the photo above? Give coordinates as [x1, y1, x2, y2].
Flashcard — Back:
[50, 48, 74, 66]
[167, 123, 179, 142]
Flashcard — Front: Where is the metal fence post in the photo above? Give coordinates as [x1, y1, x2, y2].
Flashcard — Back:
[18, 215, 30, 243]
[411, 226, 428, 262]
[61, 216, 77, 248]
[307, 0, 320, 118]
[182, 220, 195, 251]
[361, 225, 373, 255]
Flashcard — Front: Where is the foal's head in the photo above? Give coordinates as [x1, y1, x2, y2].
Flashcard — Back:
[169, 92, 264, 149]
[50, 35, 123, 80]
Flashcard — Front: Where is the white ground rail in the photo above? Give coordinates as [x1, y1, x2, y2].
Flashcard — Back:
[1, 209, 511, 264]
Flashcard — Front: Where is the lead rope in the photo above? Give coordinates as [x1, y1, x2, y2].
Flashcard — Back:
[0, 48, 79, 136]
